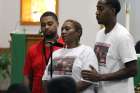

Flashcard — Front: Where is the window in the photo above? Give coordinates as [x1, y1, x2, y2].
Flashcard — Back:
[21, 0, 58, 25]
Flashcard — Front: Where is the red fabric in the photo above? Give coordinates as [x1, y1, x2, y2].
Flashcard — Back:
[57, 37, 64, 45]
[23, 38, 63, 93]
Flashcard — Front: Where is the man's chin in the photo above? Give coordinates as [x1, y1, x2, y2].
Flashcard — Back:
[97, 21, 103, 24]
[45, 33, 56, 39]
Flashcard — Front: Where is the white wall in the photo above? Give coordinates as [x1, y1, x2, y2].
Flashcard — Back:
[0, 0, 19, 47]
[118, 0, 140, 43]
[0, 0, 99, 48]
[59, 0, 99, 46]
[117, 0, 126, 27]
[1, 0, 140, 48]
[129, 0, 140, 43]
[0, 0, 40, 48]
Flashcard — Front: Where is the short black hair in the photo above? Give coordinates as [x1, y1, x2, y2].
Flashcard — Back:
[105, 0, 121, 15]
[40, 11, 58, 22]
[6, 83, 30, 93]
[47, 76, 77, 93]
[135, 41, 140, 53]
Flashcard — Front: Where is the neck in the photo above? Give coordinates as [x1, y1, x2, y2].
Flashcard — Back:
[45, 34, 58, 41]
[66, 42, 80, 49]
[43, 34, 58, 46]
[104, 18, 117, 34]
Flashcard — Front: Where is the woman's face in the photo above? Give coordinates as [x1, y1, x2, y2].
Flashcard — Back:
[61, 21, 79, 44]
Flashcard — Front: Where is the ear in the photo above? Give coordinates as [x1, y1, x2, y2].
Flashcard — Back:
[111, 8, 116, 16]
[75, 31, 81, 38]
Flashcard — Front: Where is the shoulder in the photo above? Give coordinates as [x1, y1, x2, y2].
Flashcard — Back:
[79, 45, 95, 55]
[115, 23, 129, 36]
[27, 40, 42, 53]
[114, 23, 133, 40]
[53, 48, 64, 56]
[114, 23, 135, 45]
[80, 44, 93, 50]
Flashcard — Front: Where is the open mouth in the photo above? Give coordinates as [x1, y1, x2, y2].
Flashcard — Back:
[46, 32, 51, 35]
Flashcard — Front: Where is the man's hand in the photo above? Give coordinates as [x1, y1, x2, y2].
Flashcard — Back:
[81, 65, 99, 82]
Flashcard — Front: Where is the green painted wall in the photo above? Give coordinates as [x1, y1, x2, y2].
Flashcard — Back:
[134, 57, 140, 86]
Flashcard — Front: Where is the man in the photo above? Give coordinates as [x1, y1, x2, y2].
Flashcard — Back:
[23, 11, 63, 93]
[81, 0, 138, 93]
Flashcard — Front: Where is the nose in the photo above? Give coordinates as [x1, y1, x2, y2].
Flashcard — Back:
[61, 30, 67, 37]
[61, 29, 67, 34]
[96, 10, 99, 16]
[45, 25, 49, 29]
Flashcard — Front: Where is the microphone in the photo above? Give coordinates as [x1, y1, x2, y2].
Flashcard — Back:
[46, 40, 64, 47]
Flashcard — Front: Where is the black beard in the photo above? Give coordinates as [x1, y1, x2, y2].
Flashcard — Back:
[44, 32, 57, 40]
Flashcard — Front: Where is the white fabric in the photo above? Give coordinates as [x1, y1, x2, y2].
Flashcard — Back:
[42, 44, 98, 93]
[94, 23, 137, 93]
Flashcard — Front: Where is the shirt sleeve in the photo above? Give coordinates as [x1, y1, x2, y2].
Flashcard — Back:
[118, 34, 137, 63]
[23, 49, 32, 76]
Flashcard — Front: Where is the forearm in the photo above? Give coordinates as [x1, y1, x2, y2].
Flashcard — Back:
[23, 76, 30, 88]
[98, 60, 138, 81]
[42, 80, 48, 93]
[99, 68, 134, 81]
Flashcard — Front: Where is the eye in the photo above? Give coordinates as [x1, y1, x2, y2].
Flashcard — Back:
[61, 27, 64, 31]
[62, 26, 71, 31]
[97, 6, 104, 12]
[47, 22, 53, 26]
[41, 23, 46, 27]
[65, 27, 70, 31]
[100, 7, 104, 11]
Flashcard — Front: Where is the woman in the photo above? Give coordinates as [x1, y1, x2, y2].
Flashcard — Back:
[42, 19, 98, 93]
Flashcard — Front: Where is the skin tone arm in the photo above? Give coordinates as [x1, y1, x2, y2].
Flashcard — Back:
[42, 80, 48, 93]
[81, 60, 138, 81]
[24, 74, 34, 91]
[23, 76, 30, 88]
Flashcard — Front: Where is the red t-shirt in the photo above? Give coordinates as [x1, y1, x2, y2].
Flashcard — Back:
[23, 38, 63, 93]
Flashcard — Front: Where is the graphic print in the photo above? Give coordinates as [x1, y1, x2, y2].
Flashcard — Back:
[48, 57, 75, 76]
[94, 42, 110, 66]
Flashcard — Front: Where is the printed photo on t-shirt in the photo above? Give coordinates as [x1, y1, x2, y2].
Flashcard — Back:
[94, 42, 110, 66]
[48, 56, 75, 76]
